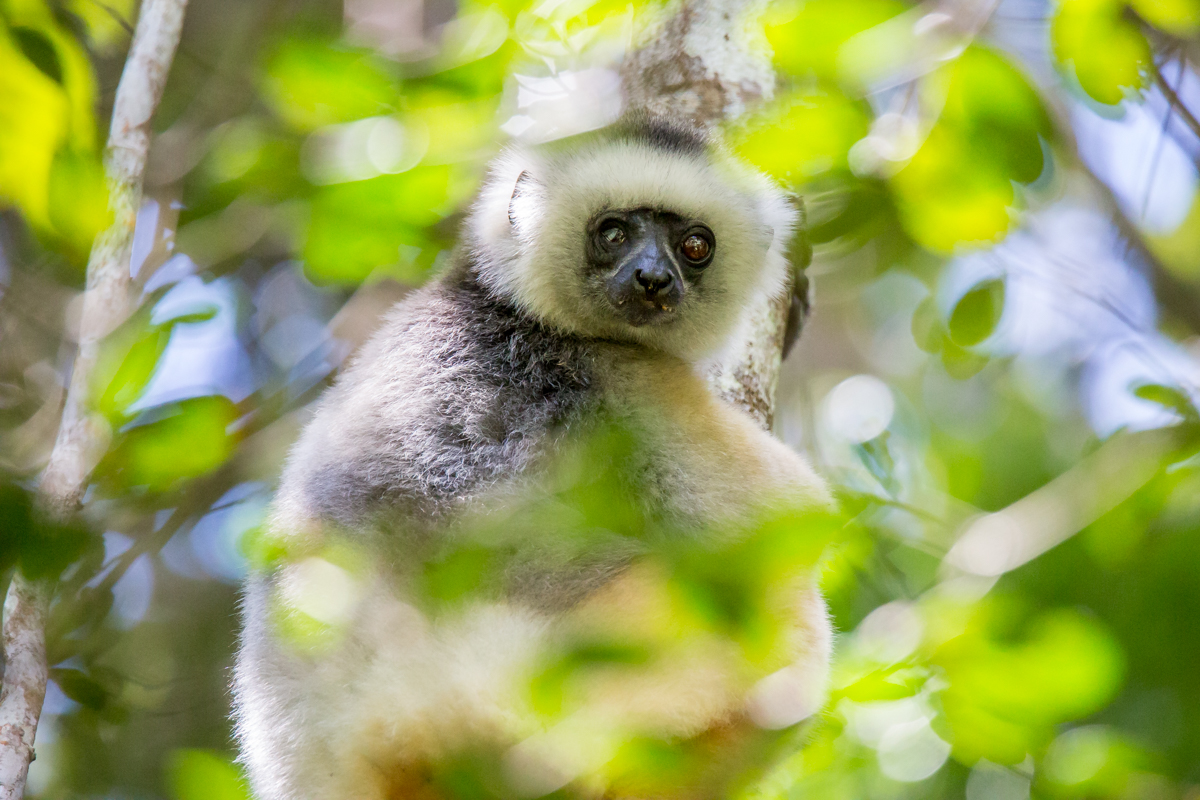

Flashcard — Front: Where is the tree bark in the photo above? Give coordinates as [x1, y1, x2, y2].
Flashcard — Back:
[0, 580, 48, 800]
[621, 0, 791, 429]
[0, 1, 189, 796]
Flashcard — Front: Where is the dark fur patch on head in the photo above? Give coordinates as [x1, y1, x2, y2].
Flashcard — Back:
[614, 112, 707, 157]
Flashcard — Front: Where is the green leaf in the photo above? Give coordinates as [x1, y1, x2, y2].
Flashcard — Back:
[169, 750, 252, 800]
[1130, 0, 1200, 35]
[11, 26, 61, 83]
[936, 607, 1125, 764]
[941, 339, 990, 380]
[1043, 726, 1149, 793]
[51, 667, 108, 710]
[103, 397, 239, 491]
[19, 516, 91, 580]
[0, 5, 99, 244]
[1052, 0, 1151, 105]
[0, 482, 35, 575]
[890, 47, 1050, 252]
[262, 38, 400, 131]
[0, 23, 69, 229]
[95, 323, 172, 421]
[730, 89, 871, 183]
[948, 278, 1005, 347]
[304, 165, 456, 284]
[839, 667, 925, 702]
[911, 295, 946, 354]
[765, 0, 908, 82]
[1133, 383, 1200, 422]
[64, 0, 138, 53]
[421, 545, 504, 606]
[47, 149, 111, 260]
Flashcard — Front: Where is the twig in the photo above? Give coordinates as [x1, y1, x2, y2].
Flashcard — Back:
[1084, 167, 1200, 336]
[93, 0, 136, 37]
[1151, 57, 1200, 143]
[0, 1, 189, 797]
[0, 579, 48, 800]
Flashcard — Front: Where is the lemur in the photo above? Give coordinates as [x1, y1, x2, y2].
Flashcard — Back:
[235, 115, 833, 800]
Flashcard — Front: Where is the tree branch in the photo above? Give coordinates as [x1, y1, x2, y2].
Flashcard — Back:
[622, 0, 791, 428]
[0, 579, 48, 800]
[1150, 55, 1200, 144]
[0, 1, 188, 796]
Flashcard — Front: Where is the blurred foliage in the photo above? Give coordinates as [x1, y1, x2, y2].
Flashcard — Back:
[2, 0, 1200, 798]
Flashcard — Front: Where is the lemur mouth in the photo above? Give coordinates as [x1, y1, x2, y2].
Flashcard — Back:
[611, 293, 678, 326]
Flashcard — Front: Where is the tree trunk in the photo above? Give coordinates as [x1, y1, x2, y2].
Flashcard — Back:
[0, 2, 189, 796]
[621, 0, 792, 429]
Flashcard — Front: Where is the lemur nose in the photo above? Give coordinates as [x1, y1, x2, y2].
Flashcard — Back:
[634, 268, 673, 296]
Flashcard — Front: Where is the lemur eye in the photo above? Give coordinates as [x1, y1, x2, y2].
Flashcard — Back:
[600, 223, 626, 246]
[681, 232, 713, 264]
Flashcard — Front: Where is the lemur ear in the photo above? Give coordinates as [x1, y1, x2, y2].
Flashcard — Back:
[782, 195, 814, 360]
[507, 169, 545, 248]
[508, 170, 537, 227]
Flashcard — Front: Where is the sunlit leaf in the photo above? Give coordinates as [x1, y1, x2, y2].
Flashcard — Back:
[1043, 725, 1148, 794]
[0, 4, 99, 253]
[838, 666, 925, 702]
[421, 545, 505, 606]
[891, 47, 1050, 252]
[47, 149, 111, 259]
[731, 89, 871, 183]
[96, 328, 170, 419]
[103, 397, 239, 491]
[936, 607, 1125, 763]
[1132, 382, 1200, 422]
[5, 2, 97, 149]
[239, 525, 291, 570]
[948, 278, 1005, 346]
[941, 339, 990, 379]
[766, 0, 908, 81]
[263, 38, 400, 131]
[169, 750, 252, 800]
[911, 294, 946, 354]
[433, 7, 509, 71]
[1130, 0, 1200, 35]
[1052, 0, 1151, 105]
[304, 165, 458, 284]
[65, 0, 137, 52]
[0, 23, 69, 228]
[405, 92, 501, 165]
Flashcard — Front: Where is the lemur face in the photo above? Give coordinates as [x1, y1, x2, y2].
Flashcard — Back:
[585, 208, 716, 327]
[468, 116, 798, 358]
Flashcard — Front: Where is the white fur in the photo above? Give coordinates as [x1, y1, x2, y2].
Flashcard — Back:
[235, 127, 832, 800]
[468, 137, 797, 359]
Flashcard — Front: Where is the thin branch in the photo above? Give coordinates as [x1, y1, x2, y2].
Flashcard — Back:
[1085, 168, 1200, 336]
[41, 0, 190, 514]
[93, 0, 136, 37]
[0, 579, 47, 800]
[1141, 57, 1182, 220]
[0, 1, 189, 797]
[1151, 56, 1200, 143]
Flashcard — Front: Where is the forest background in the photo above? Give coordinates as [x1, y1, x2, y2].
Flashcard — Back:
[1, 0, 1199, 798]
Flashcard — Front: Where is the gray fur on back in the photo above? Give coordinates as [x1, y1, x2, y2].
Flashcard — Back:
[281, 262, 600, 531]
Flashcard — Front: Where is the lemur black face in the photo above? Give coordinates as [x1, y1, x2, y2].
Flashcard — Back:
[586, 208, 715, 327]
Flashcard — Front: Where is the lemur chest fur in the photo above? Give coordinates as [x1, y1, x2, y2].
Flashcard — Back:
[288, 270, 729, 534]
